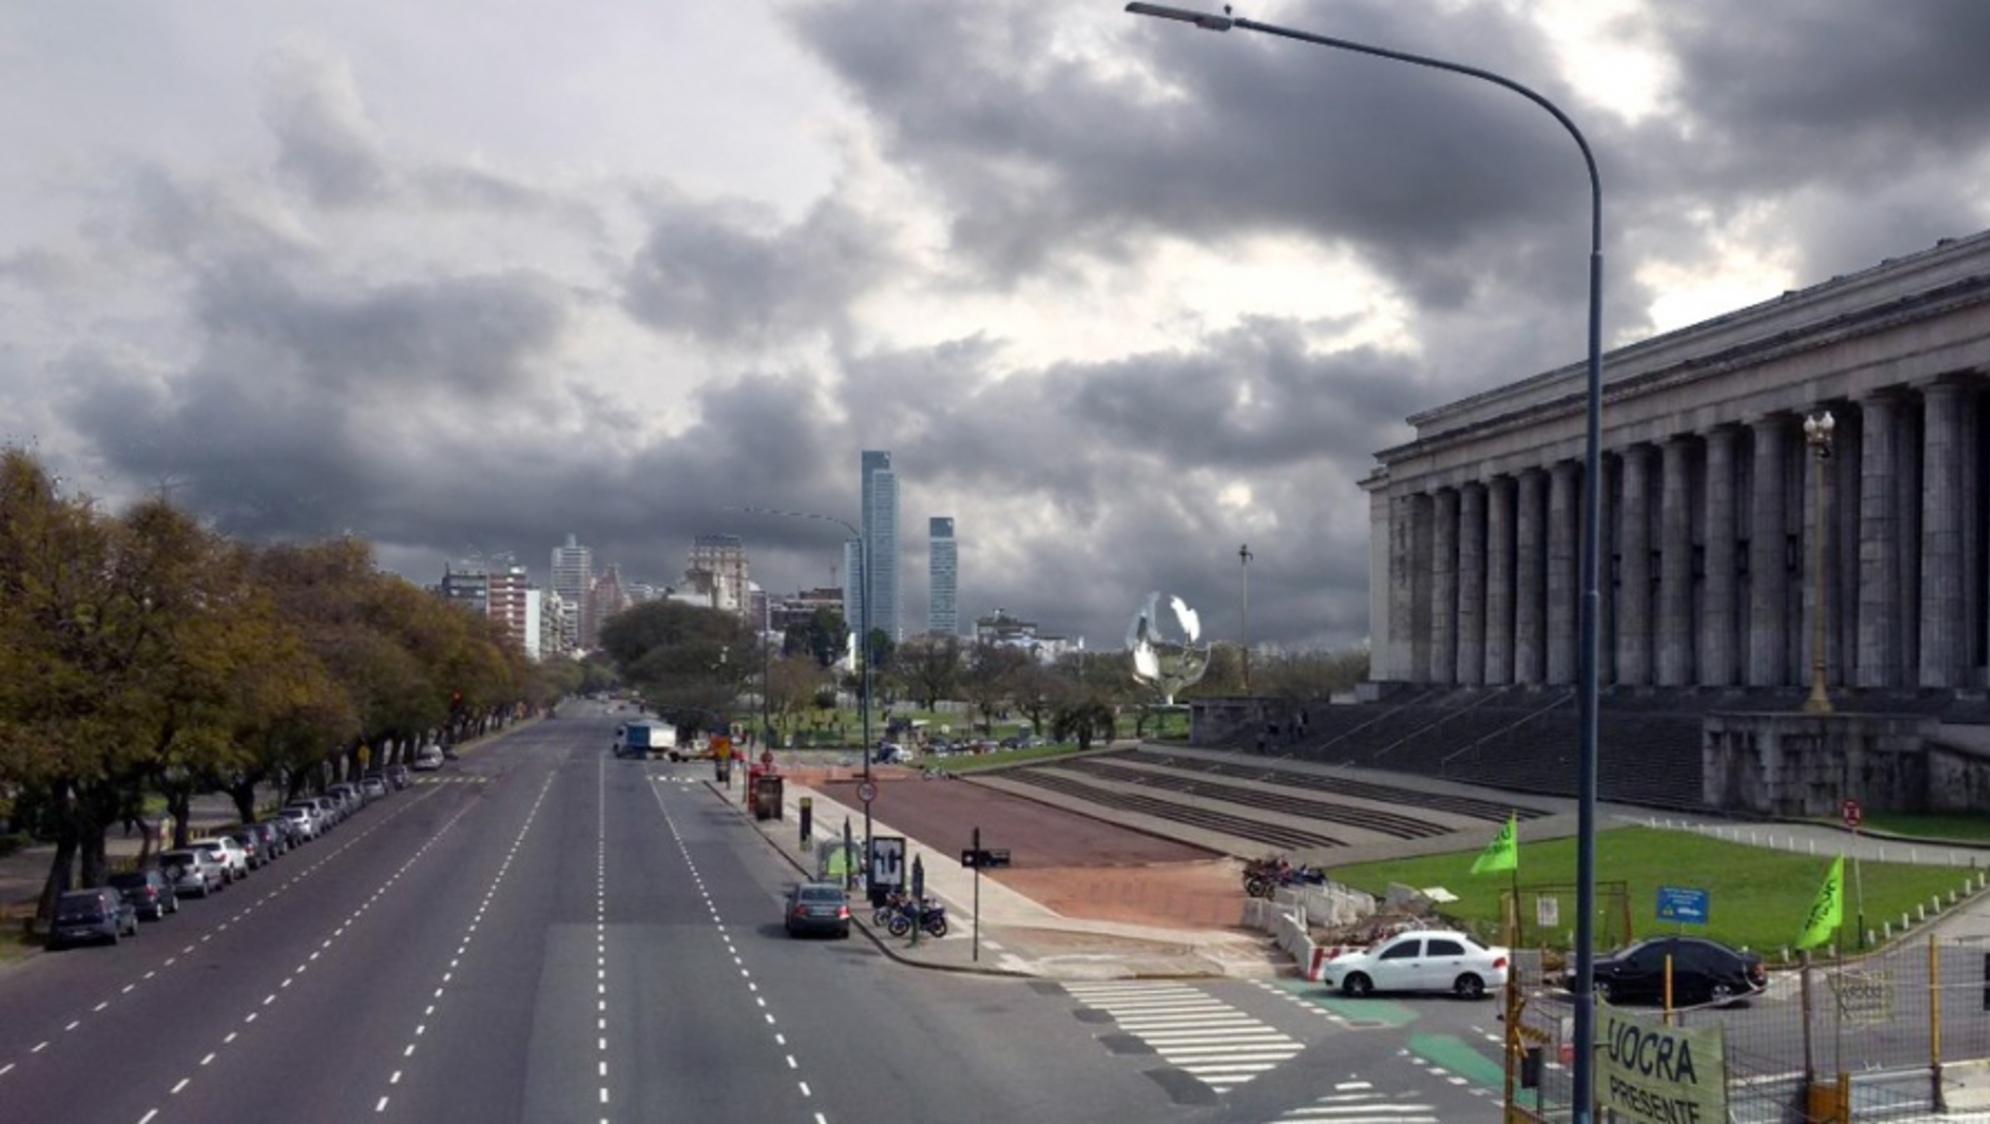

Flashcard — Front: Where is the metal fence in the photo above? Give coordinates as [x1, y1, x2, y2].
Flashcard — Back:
[1501, 936, 1990, 1122]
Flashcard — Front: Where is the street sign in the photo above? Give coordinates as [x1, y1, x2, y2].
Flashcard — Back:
[1536, 895, 1560, 929]
[1842, 798, 1863, 829]
[960, 848, 1012, 869]
[1829, 968, 1893, 1025]
[1656, 886, 1710, 925]
[856, 780, 878, 804]
[869, 835, 905, 890]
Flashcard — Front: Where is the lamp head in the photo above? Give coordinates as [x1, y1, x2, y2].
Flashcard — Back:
[1125, 2, 1235, 30]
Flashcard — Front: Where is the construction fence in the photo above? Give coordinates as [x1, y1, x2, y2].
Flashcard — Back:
[1502, 935, 1990, 1122]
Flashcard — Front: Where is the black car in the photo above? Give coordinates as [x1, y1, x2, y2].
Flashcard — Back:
[1584, 936, 1766, 1007]
[107, 870, 179, 920]
[784, 882, 851, 939]
[226, 827, 267, 869]
[245, 821, 286, 859]
[48, 888, 138, 948]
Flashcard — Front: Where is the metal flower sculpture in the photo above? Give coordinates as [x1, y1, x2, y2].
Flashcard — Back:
[1126, 591, 1210, 705]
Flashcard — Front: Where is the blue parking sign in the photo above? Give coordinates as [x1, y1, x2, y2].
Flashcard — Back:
[1656, 886, 1709, 925]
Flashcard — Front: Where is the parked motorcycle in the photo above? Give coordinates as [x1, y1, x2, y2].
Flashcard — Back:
[1244, 858, 1329, 899]
[885, 896, 948, 938]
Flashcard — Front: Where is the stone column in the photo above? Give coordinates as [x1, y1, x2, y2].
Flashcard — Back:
[1961, 384, 1983, 683]
[1857, 394, 1901, 687]
[1409, 492, 1435, 683]
[1898, 398, 1924, 684]
[1748, 416, 1790, 686]
[1457, 483, 1487, 685]
[1514, 469, 1547, 685]
[1700, 426, 1739, 686]
[1834, 410, 1863, 685]
[1430, 488, 1459, 685]
[1617, 444, 1653, 686]
[1485, 476, 1517, 685]
[1547, 461, 1580, 685]
[1597, 456, 1617, 684]
[1658, 436, 1695, 686]
[1920, 380, 1965, 687]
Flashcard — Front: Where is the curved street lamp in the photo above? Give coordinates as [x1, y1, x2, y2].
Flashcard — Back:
[1126, 6, 1607, 1116]
[732, 506, 877, 896]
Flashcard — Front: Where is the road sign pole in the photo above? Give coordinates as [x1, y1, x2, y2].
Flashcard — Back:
[973, 826, 982, 963]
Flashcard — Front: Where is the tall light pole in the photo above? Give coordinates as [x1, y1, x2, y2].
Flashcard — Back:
[1803, 411, 1837, 715]
[1125, 7, 1607, 1116]
[733, 506, 874, 893]
[1239, 543, 1254, 694]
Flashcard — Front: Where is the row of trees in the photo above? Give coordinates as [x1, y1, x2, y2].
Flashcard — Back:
[0, 449, 576, 922]
[604, 595, 1368, 751]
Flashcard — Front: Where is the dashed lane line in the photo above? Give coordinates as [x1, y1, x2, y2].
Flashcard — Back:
[368, 771, 555, 1116]
[649, 774, 826, 1123]
[126, 793, 482, 1123]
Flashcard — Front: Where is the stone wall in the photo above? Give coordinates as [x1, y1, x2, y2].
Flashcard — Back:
[1702, 711, 1963, 816]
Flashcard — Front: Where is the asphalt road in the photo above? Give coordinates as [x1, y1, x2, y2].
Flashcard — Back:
[0, 705, 1514, 1123]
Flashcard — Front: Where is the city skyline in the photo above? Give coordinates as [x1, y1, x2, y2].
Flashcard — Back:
[10, 3, 1990, 651]
[929, 516, 958, 636]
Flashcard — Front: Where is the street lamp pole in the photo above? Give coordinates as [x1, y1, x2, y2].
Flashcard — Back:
[1239, 543, 1253, 694]
[1124, 7, 1607, 1116]
[732, 506, 875, 895]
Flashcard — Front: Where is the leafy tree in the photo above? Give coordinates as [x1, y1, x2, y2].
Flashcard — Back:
[865, 628, 895, 676]
[1052, 693, 1117, 751]
[599, 601, 750, 734]
[897, 634, 961, 709]
[959, 643, 1029, 734]
[783, 607, 848, 668]
[765, 656, 824, 740]
[1010, 661, 1062, 735]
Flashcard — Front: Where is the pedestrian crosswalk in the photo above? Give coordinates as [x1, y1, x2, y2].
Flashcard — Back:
[1063, 981, 1304, 1094]
[409, 775, 490, 785]
[1270, 1081, 1438, 1122]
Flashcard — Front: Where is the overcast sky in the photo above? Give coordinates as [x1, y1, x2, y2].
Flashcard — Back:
[6, 0, 1990, 649]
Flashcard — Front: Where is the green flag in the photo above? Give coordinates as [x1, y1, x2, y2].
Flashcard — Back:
[1471, 814, 1518, 875]
[1797, 856, 1845, 950]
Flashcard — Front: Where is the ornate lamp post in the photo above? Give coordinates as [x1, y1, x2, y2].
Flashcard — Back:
[1803, 410, 1837, 714]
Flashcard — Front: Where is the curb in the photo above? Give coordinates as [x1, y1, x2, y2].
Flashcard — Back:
[699, 778, 1033, 979]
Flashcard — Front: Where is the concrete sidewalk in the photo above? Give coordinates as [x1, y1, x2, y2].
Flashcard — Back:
[705, 770, 1284, 980]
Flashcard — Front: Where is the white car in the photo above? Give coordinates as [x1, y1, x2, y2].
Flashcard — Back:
[279, 806, 320, 840]
[412, 746, 445, 772]
[190, 837, 250, 881]
[1320, 929, 1509, 1000]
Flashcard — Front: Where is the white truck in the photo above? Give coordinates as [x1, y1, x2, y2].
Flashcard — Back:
[612, 721, 677, 760]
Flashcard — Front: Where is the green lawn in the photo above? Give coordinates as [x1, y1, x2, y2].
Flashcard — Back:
[1331, 827, 1980, 958]
[0, 925, 37, 965]
[1851, 811, 1990, 843]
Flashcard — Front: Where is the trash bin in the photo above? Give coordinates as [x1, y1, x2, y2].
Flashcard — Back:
[752, 774, 783, 821]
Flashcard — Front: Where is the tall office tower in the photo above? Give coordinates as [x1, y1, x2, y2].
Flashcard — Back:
[687, 533, 751, 618]
[589, 563, 628, 645]
[551, 533, 593, 650]
[860, 450, 901, 641]
[843, 538, 864, 643]
[928, 517, 957, 636]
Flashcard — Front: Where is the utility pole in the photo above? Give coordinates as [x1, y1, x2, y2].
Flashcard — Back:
[1239, 543, 1253, 694]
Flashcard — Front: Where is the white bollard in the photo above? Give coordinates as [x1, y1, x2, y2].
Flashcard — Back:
[1883, 921, 1892, 940]
[1919, 904, 1927, 921]
[1810, 839, 1816, 855]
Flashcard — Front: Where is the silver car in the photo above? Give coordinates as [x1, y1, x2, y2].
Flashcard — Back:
[158, 849, 226, 897]
[360, 777, 388, 801]
[279, 805, 320, 840]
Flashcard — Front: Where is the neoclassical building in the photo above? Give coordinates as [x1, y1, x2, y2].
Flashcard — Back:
[1367, 230, 1990, 693]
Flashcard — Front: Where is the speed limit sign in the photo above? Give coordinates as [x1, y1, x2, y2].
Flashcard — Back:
[857, 780, 878, 804]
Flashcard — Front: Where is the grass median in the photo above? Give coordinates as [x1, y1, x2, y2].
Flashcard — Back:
[923, 743, 1092, 773]
[1841, 811, 1990, 844]
[1330, 826, 1982, 956]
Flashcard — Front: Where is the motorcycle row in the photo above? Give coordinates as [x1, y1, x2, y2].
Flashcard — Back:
[1242, 855, 1329, 899]
[872, 890, 949, 938]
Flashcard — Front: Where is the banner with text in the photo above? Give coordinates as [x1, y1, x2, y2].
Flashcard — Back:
[1598, 1005, 1727, 1124]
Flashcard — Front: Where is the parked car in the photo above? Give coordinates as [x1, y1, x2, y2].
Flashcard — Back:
[1321, 929, 1509, 999]
[158, 849, 225, 897]
[108, 870, 179, 920]
[440, 743, 460, 761]
[260, 817, 299, 851]
[783, 882, 852, 939]
[48, 888, 138, 948]
[327, 784, 361, 815]
[360, 777, 389, 801]
[191, 837, 249, 881]
[279, 805, 320, 841]
[872, 743, 906, 765]
[1583, 937, 1766, 1008]
[309, 795, 342, 826]
[385, 764, 410, 790]
[244, 821, 286, 859]
[225, 827, 267, 869]
[412, 746, 445, 772]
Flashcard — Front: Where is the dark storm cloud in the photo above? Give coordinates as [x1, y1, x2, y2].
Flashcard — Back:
[622, 194, 892, 344]
[189, 258, 568, 394]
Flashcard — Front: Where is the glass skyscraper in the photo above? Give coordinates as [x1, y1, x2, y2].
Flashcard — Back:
[860, 450, 901, 642]
[928, 517, 957, 636]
